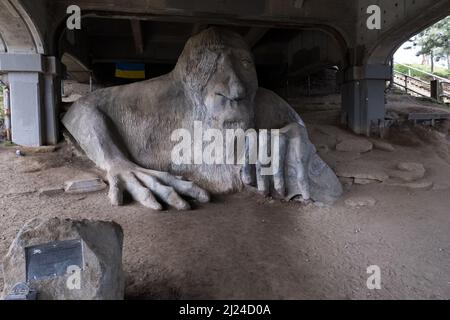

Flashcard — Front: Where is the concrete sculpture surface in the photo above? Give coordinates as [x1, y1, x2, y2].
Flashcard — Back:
[63, 27, 342, 209]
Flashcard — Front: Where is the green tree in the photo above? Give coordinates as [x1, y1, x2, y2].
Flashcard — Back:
[409, 16, 450, 73]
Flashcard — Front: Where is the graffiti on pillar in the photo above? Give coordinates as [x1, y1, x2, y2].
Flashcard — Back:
[66, 5, 81, 30]
[366, 5, 381, 30]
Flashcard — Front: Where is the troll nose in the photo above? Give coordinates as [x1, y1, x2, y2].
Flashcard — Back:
[229, 81, 246, 101]
[217, 75, 246, 101]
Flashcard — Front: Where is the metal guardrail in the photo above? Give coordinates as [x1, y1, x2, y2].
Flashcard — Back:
[394, 71, 429, 86]
[396, 62, 450, 84]
[393, 68, 450, 104]
[393, 71, 432, 99]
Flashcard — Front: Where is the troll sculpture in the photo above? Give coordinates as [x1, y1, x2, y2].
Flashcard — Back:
[63, 28, 342, 210]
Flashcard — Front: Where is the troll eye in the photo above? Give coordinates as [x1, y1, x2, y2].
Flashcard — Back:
[241, 57, 253, 68]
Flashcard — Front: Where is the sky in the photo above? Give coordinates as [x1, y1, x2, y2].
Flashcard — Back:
[394, 41, 448, 68]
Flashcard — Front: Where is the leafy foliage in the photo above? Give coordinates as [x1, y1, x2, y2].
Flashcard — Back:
[415, 16, 450, 61]
[407, 16, 450, 71]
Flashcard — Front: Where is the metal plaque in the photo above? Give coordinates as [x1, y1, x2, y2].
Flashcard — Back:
[25, 239, 83, 281]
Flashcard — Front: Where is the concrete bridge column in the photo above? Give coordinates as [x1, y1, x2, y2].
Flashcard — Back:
[0, 53, 60, 146]
[341, 64, 391, 136]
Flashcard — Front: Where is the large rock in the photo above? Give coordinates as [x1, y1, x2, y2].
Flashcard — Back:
[1, 218, 124, 300]
[336, 163, 389, 182]
[370, 140, 395, 152]
[336, 138, 373, 153]
[397, 162, 425, 173]
[388, 162, 425, 182]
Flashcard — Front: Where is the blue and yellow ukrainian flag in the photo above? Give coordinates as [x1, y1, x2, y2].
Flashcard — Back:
[115, 63, 146, 79]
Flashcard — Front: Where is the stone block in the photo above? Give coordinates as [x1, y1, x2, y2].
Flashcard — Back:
[336, 138, 373, 153]
[64, 177, 106, 194]
[1, 218, 125, 300]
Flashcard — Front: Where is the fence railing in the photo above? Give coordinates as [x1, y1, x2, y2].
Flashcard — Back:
[395, 62, 450, 83]
[393, 64, 450, 103]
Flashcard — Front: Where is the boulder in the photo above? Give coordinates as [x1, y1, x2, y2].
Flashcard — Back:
[397, 162, 425, 172]
[1, 218, 124, 300]
[371, 140, 395, 152]
[389, 162, 425, 182]
[389, 170, 424, 182]
[336, 163, 389, 182]
[336, 139, 373, 153]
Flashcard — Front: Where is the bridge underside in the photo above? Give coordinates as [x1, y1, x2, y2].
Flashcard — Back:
[0, 0, 449, 146]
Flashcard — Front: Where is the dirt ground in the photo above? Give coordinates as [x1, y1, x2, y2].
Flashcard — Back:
[0, 93, 449, 299]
